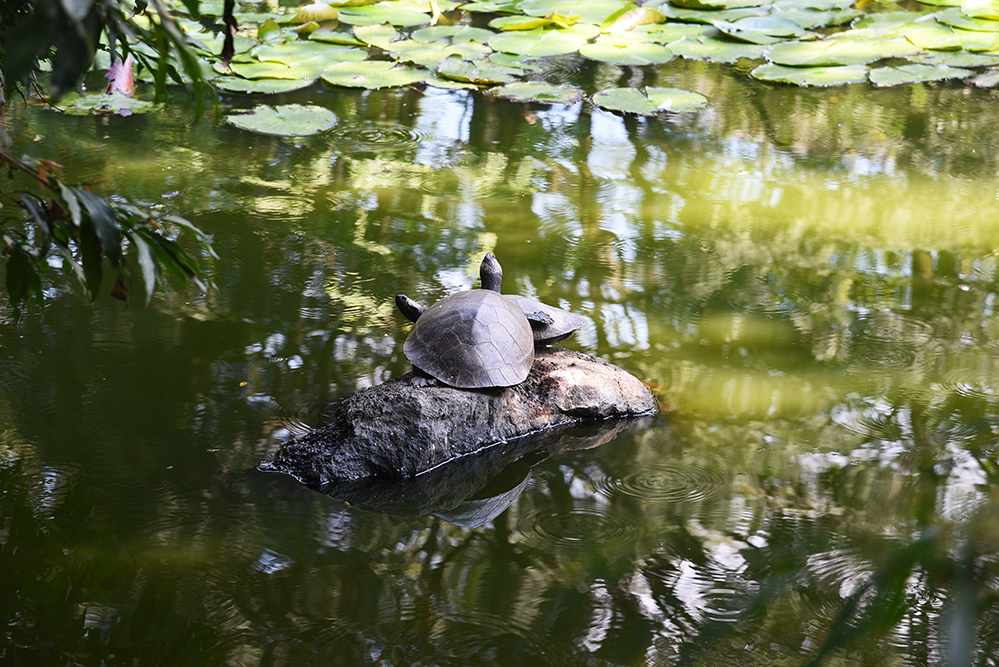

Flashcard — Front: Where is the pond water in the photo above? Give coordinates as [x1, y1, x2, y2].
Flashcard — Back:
[4, 56, 999, 666]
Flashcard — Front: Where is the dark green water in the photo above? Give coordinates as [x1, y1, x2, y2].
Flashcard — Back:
[4, 59, 999, 665]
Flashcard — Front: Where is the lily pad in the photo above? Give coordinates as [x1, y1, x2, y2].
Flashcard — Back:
[229, 56, 344, 80]
[970, 68, 999, 87]
[668, 34, 767, 62]
[519, 0, 623, 25]
[936, 7, 999, 31]
[487, 24, 600, 56]
[490, 13, 579, 31]
[670, 0, 769, 9]
[592, 86, 708, 114]
[713, 16, 805, 44]
[281, 3, 339, 24]
[56, 92, 159, 116]
[226, 104, 338, 136]
[633, 22, 712, 43]
[214, 77, 317, 94]
[868, 63, 973, 86]
[906, 51, 999, 67]
[764, 38, 883, 66]
[963, 0, 999, 20]
[750, 62, 868, 86]
[388, 39, 491, 66]
[353, 23, 400, 48]
[769, 7, 861, 30]
[437, 57, 520, 84]
[336, 3, 431, 25]
[412, 25, 495, 43]
[321, 60, 429, 87]
[579, 34, 674, 64]
[488, 81, 584, 103]
[252, 41, 366, 64]
[902, 20, 962, 51]
[601, 6, 667, 32]
[309, 30, 367, 46]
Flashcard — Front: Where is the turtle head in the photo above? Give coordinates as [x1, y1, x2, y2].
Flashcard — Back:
[395, 294, 426, 322]
[480, 253, 503, 293]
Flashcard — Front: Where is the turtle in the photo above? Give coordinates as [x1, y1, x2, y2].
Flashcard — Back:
[395, 253, 534, 389]
[504, 294, 587, 348]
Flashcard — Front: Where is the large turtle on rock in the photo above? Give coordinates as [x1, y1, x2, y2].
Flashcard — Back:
[396, 253, 534, 388]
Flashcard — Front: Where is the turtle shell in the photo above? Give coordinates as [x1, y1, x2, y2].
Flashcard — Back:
[505, 295, 587, 347]
[403, 289, 534, 388]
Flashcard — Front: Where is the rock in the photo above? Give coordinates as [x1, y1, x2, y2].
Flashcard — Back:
[312, 416, 654, 522]
[259, 347, 657, 484]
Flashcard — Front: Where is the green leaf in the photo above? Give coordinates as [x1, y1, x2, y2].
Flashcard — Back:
[906, 51, 999, 67]
[252, 41, 366, 64]
[518, 0, 622, 25]
[936, 7, 999, 31]
[869, 63, 974, 86]
[490, 13, 578, 31]
[411, 25, 499, 43]
[214, 77, 317, 94]
[592, 86, 708, 114]
[79, 223, 104, 300]
[280, 3, 340, 24]
[579, 34, 674, 64]
[970, 67, 999, 87]
[336, 3, 431, 25]
[74, 188, 123, 268]
[713, 16, 805, 44]
[487, 25, 599, 56]
[354, 23, 401, 48]
[309, 30, 367, 46]
[601, 6, 667, 32]
[902, 20, 962, 51]
[750, 62, 869, 86]
[668, 35, 766, 62]
[764, 38, 883, 66]
[437, 57, 520, 84]
[55, 92, 159, 116]
[321, 60, 429, 87]
[388, 39, 492, 66]
[226, 104, 339, 136]
[126, 231, 159, 306]
[488, 81, 583, 103]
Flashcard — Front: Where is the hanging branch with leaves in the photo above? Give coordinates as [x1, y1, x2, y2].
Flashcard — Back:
[1, 151, 217, 317]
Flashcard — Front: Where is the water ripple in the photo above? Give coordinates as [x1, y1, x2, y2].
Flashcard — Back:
[514, 505, 640, 556]
[330, 121, 432, 153]
[593, 462, 726, 503]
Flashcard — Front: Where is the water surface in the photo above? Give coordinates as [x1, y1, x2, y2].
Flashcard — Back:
[3, 58, 999, 665]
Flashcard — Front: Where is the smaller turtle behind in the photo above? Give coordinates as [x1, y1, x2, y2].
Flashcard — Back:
[505, 294, 587, 348]
[396, 253, 534, 389]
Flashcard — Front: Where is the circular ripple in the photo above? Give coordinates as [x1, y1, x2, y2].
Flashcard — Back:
[514, 506, 640, 555]
[330, 121, 431, 153]
[274, 394, 338, 437]
[726, 286, 812, 318]
[594, 462, 725, 503]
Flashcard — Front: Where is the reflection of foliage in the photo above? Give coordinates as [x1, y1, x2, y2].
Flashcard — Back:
[0, 457, 226, 665]
[0, 151, 216, 317]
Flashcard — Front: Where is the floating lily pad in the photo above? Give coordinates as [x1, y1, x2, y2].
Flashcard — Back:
[601, 6, 667, 32]
[488, 81, 583, 102]
[770, 7, 861, 30]
[670, 0, 769, 9]
[487, 24, 599, 56]
[388, 39, 491, 66]
[214, 77, 317, 93]
[519, 0, 623, 25]
[281, 3, 339, 24]
[412, 25, 495, 43]
[764, 38, 882, 66]
[936, 7, 999, 31]
[226, 104, 338, 136]
[906, 51, 999, 67]
[750, 62, 868, 86]
[309, 30, 367, 46]
[970, 67, 999, 87]
[912, 0, 964, 5]
[869, 63, 973, 86]
[633, 21, 712, 42]
[902, 20, 962, 50]
[490, 12, 579, 31]
[668, 34, 767, 62]
[321, 60, 429, 87]
[252, 41, 366, 64]
[354, 23, 400, 48]
[713, 16, 805, 44]
[437, 57, 520, 84]
[56, 92, 159, 116]
[579, 34, 674, 64]
[486, 52, 545, 71]
[336, 3, 431, 25]
[963, 0, 999, 20]
[229, 56, 342, 80]
[592, 86, 708, 114]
